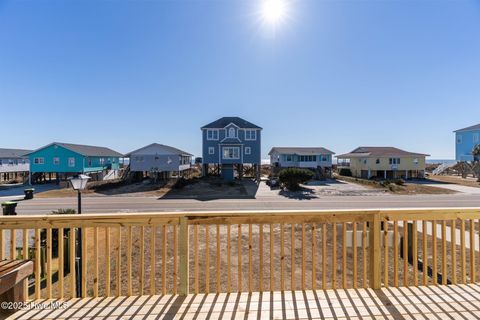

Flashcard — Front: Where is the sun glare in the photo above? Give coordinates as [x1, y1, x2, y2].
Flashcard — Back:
[261, 0, 288, 26]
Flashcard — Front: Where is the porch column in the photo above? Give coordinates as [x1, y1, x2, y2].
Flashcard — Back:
[384, 170, 387, 180]
[405, 170, 408, 179]
[368, 169, 371, 179]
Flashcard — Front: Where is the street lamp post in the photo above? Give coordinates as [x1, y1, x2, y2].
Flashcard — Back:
[68, 174, 90, 298]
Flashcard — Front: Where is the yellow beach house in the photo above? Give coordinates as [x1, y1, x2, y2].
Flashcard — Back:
[336, 146, 429, 180]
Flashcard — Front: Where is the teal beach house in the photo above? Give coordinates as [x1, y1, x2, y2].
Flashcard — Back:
[27, 142, 123, 183]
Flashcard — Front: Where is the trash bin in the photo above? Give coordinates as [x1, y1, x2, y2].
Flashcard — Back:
[1, 202, 17, 215]
[24, 188, 35, 200]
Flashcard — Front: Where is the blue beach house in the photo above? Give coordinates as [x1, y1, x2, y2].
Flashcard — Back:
[201, 117, 262, 181]
[27, 142, 123, 184]
[455, 124, 480, 161]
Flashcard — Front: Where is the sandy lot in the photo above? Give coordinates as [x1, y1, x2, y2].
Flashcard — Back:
[427, 175, 480, 188]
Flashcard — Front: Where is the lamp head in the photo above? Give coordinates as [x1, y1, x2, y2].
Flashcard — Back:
[68, 174, 91, 191]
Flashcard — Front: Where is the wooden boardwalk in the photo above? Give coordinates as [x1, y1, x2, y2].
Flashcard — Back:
[7, 284, 480, 320]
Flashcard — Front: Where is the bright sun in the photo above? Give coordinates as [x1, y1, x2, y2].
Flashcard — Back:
[261, 0, 288, 26]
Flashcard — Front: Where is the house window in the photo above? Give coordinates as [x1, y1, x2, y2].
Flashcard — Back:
[413, 158, 419, 165]
[209, 147, 215, 155]
[245, 130, 257, 140]
[376, 159, 380, 164]
[207, 129, 219, 140]
[222, 147, 240, 159]
[100, 158, 105, 165]
[245, 147, 251, 155]
[53, 157, 60, 165]
[321, 155, 328, 162]
[34, 157, 44, 165]
[68, 157, 75, 167]
[299, 155, 316, 162]
[88, 159, 92, 166]
[0, 160, 2, 165]
[389, 158, 401, 165]
[457, 135, 462, 144]
[474, 133, 479, 143]
[228, 127, 236, 138]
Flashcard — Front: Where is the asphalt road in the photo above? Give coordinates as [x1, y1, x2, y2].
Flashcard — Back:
[14, 193, 480, 215]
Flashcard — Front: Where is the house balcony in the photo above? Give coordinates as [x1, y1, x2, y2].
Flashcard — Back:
[336, 161, 351, 167]
[1, 208, 479, 319]
[0, 163, 30, 173]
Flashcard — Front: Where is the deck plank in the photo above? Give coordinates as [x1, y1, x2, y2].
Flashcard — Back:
[5, 284, 480, 320]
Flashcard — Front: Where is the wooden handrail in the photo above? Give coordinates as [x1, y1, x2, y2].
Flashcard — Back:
[0, 208, 479, 299]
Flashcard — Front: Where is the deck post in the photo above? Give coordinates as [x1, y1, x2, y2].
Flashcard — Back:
[368, 212, 381, 289]
[179, 217, 189, 295]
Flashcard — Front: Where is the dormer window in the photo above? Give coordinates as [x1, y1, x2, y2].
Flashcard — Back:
[245, 130, 256, 140]
[207, 129, 219, 140]
[228, 127, 236, 138]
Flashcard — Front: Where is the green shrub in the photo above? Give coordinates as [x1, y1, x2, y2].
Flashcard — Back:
[338, 168, 352, 176]
[278, 168, 314, 191]
[51, 208, 76, 215]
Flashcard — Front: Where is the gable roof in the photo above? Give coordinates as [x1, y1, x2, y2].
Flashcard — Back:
[454, 124, 480, 132]
[201, 117, 262, 129]
[27, 142, 123, 158]
[0, 148, 32, 158]
[268, 147, 335, 156]
[336, 147, 429, 158]
[125, 143, 193, 157]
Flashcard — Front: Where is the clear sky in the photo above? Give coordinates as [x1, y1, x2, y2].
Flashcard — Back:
[1, 0, 479, 159]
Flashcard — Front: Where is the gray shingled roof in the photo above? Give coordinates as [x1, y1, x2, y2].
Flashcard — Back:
[454, 124, 480, 132]
[28, 142, 123, 157]
[336, 147, 429, 158]
[0, 148, 31, 158]
[201, 117, 262, 129]
[125, 143, 193, 157]
[268, 147, 335, 156]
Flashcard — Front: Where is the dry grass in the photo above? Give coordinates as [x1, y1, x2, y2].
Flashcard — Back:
[395, 184, 457, 195]
[427, 175, 480, 188]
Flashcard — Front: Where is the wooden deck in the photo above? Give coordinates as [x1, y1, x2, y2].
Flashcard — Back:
[7, 284, 480, 320]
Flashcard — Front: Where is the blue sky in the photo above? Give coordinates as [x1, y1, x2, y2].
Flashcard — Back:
[1, 0, 480, 159]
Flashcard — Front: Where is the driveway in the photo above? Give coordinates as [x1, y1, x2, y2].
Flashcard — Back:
[0, 184, 61, 201]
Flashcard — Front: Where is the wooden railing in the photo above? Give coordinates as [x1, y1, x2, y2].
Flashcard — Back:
[0, 208, 478, 300]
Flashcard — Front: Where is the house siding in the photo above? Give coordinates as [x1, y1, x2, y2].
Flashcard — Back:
[455, 130, 480, 161]
[202, 124, 261, 165]
[348, 156, 426, 178]
[128, 144, 192, 172]
[270, 151, 333, 168]
[0, 159, 29, 173]
[130, 155, 183, 172]
[29, 144, 120, 173]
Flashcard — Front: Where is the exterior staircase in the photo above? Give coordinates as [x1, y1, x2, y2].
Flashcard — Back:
[103, 169, 119, 181]
[432, 161, 457, 175]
